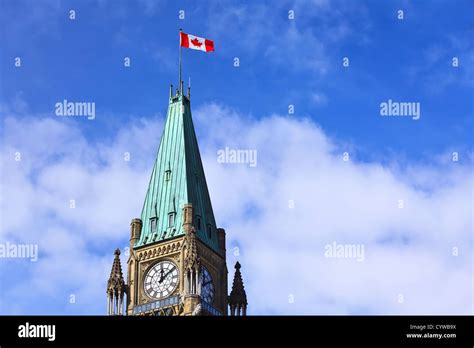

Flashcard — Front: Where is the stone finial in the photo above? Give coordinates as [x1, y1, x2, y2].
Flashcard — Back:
[107, 249, 127, 315]
[184, 227, 200, 270]
[228, 261, 247, 316]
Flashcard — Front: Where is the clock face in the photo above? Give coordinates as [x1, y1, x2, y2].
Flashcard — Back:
[200, 266, 215, 304]
[144, 261, 179, 299]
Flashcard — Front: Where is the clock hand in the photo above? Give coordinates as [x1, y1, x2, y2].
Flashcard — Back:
[158, 268, 165, 283]
[162, 268, 175, 280]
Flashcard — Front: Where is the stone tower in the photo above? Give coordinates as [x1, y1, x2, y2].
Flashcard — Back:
[107, 83, 247, 316]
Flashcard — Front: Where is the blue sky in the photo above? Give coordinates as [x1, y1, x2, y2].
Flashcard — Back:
[2, 0, 473, 157]
[0, 0, 473, 315]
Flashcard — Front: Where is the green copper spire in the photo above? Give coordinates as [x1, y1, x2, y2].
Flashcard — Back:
[135, 88, 220, 253]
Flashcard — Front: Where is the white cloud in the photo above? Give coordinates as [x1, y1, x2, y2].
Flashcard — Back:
[403, 31, 474, 94]
[0, 112, 161, 314]
[0, 104, 472, 314]
[195, 103, 473, 315]
[137, 0, 161, 16]
[206, 0, 371, 75]
[310, 92, 328, 106]
[1, 115, 161, 241]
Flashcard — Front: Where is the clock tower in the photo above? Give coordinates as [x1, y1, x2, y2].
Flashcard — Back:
[106, 82, 247, 316]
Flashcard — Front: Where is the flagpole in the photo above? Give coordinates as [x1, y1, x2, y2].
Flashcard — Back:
[179, 28, 182, 95]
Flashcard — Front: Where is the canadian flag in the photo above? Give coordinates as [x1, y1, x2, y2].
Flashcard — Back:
[180, 32, 214, 52]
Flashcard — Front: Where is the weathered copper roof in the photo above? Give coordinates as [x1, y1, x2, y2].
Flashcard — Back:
[135, 91, 219, 253]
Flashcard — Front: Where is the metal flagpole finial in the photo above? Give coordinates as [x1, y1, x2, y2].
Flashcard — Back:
[179, 28, 183, 96]
[187, 77, 191, 99]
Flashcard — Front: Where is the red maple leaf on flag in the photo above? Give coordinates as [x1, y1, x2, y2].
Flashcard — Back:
[190, 38, 202, 47]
